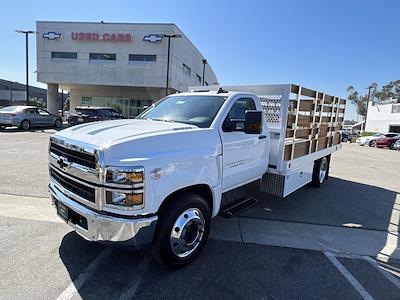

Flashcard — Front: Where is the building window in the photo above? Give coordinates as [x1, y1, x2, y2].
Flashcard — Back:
[51, 52, 77, 59]
[392, 104, 400, 114]
[196, 74, 202, 83]
[81, 97, 92, 106]
[129, 54, 156, 63]
[89, 53, 116, 61]
[182, 63, 191, 76]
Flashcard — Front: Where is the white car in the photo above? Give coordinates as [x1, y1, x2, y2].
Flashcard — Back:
[356, 132, 397, 146]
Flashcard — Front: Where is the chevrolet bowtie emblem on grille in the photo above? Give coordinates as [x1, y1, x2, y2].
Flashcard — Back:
[57, 157, 70, 170]
[42, 32, 62, 40]
[143, 34, 163, 43]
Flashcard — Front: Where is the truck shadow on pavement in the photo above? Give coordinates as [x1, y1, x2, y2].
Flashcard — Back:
[58, 177, 399, 299]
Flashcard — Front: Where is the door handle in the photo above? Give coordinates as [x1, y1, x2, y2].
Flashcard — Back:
[258, 135, 267, 140]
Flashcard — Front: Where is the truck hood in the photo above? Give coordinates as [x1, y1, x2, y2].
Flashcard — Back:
[55, 119, 198, 148]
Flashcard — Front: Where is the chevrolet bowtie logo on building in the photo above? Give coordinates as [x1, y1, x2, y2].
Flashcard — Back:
[143, 34, 163, 43]
[42, 32, 62, 40]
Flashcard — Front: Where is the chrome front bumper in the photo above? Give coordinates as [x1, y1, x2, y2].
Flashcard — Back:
[49, 182, 157, 248]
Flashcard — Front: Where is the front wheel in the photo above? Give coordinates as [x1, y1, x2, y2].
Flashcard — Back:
[54, 119, 62, 128]
[369, 140, 376, 147]
[311, 156, 329, 187]
[389, 142, 396, 150]
[152, 193, 211, 269]
[20, 120, 30, 130]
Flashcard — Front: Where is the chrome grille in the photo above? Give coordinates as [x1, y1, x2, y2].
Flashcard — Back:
[49, 141, 96, 169]
[50, 168, 95, 203]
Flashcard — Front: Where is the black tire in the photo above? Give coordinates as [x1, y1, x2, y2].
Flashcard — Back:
[20, 120, 30, 130]
[54, 119, 62, 128]
[369, 140, 376, 147]
[342, 137, 349, 143]
[311, 156, 329, 188]
[152, 193, 211, 269]
[389, 142, 396, 150]
[0, 125, 5, 130]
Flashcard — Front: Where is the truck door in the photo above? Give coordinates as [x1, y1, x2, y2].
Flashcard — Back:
[219, 97, 268, 191]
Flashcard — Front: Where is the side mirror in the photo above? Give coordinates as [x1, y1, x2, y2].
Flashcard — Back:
[244, 110, 262, 134]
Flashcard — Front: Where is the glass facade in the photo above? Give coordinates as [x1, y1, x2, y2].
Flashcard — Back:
[52, 52, 78, 59]
[89, 53, 116, 61]
[129, 54, 156, 62]
[80, 96, 152, 118]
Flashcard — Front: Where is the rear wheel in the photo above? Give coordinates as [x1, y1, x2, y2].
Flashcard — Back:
[152, 193, 211, 269]
[311, 156, 329, 187]
[389, 142, 396, 150]
[54, 119, 62, 128]
[369, 140, 376, 147]
[0, 125, 5, 130]
[20, 120, 30, 130]
[342, 137, 349, 142]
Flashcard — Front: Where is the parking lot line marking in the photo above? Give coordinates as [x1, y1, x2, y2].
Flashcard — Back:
[377, 195, 400, 263]
[324, 252, 374, 300]
[56, 247, 113, 300]
[117, 255, 151, 300]
[363, 256, 400, 290]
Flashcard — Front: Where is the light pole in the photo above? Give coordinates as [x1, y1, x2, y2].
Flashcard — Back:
[364, 85, 375, 131]
[202, 59, 207, 86]
[163, 34, 182, 96]
[15, 30, 37, 105]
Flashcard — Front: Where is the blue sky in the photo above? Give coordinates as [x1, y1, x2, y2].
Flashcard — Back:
[0, 0, 398, 120]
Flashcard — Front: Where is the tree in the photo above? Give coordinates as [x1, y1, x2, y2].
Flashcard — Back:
[345, 82, 400, 120]
[344, 119, 357, 125]
[346, 86, 372, 120]
[374, 80, 400, 102]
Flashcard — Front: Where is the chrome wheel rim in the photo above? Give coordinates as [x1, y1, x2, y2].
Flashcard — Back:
[22, 121, 29, 130]
[319, 157, 328, 183]
[170, 208, 205, 258]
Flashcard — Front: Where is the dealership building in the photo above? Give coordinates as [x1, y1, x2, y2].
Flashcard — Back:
[36, 21, 218, 117]
[365, 100, 400, 133]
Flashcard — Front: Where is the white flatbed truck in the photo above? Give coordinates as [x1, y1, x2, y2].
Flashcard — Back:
[48, 84, 346, 268]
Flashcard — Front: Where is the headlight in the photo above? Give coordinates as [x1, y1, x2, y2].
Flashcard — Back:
[106, 168, 144, 185]
[106, 191, 143, 207]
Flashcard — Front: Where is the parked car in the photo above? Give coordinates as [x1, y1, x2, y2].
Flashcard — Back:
[341, 131, 358, 142]
[393, 139, 400, 150]
[67, 106, 124, 126]
[0, 106, 62, 130]
[376, 134, 400, 149]
[356, 132, 397, 147]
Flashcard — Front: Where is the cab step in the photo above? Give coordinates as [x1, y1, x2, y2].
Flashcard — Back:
[219, 197, 260, 218]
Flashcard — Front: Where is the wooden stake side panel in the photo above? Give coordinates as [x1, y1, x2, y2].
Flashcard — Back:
[284, 84, 346, 161]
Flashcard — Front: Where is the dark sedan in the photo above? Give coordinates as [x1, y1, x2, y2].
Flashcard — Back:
[67, 107, 124, 126]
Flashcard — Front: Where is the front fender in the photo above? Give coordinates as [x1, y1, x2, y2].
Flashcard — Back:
[145, 148, 222, 217]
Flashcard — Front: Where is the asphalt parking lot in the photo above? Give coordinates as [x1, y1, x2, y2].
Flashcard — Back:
[0, 128, 399, 299]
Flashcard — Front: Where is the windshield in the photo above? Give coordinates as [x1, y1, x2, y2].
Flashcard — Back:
[137, 95, 227, 128]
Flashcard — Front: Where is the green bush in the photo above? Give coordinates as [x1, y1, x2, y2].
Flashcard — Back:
[361, 131, 376, 137]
